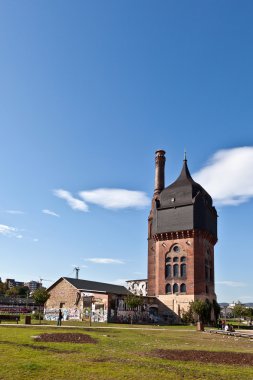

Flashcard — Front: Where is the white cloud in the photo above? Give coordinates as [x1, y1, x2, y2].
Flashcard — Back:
[0, 224, 22, 239]
[79, 188, 150, 209]
[5, 210, 24, 215]
[53, 189, 88, 212]
[0, 224, 17, 236]
[33, 238, 39, 242]
[84, 258, 125, 264]
[193, 147, 253, 206]
[42, 209, 60, 218]
[216, 281, 246, 287]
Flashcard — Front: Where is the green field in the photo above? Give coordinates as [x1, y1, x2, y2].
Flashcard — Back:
[0, 324, 252, 380]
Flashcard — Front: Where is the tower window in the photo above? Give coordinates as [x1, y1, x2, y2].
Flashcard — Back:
[180, 263, 186, 278]
[173, 283, 179, 293]
[173, 264, 179, 277]
[165, 284, 171, 294]
[173, 257, 179, 262]
[165, 264, 171, 278]
[165, 256, 171, 263]
[180, 284, 186, 293]
[173, 245, 180, 253]
[181, 256, 186, 262]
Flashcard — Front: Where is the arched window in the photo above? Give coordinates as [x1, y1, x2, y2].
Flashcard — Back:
[173, 283, 178, 293]
[165, 264, 171, 278]
[173, 257, 179, 262]
[166, 256, 171, 263]
[180, 263, 186, 278]
[181, 256, 186, 262]
[165, 284, 171, 294]
[173, 264, 179, 277]
[180, 283, 186, 293]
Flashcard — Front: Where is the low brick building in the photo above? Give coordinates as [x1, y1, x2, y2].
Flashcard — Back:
[45, 277, 180, 324]
[45, 277, 130, 322]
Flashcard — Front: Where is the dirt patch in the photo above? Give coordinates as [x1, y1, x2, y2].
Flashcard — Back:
[0, 340, 77, 353]
[34, 333, 97, 344]
[150, 349, 253, 366]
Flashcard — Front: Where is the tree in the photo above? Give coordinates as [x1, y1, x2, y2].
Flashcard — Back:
[16, 286, 30, 296]
[125, 294, 143, 324]
[181, 307, 194, 324]
[190, 300, 207, 323]
[6, 287, 18, 298]
[245, 307, 253, 322]
[0, 282, 7, 295]
[233, 302, 247, 319]
[212, 300, 221, 323]
[32, 288, 50, 324]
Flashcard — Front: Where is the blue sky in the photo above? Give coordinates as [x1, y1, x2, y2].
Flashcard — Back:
[0, 1, 253, 303]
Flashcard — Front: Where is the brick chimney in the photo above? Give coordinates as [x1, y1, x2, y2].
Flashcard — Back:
[154, 150, 166, 195]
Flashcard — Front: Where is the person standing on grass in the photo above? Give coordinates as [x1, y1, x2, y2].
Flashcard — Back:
[57, 309, 63, 326]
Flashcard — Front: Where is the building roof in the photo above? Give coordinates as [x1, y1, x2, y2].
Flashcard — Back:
[152, 159, 217, 240]
[159, 159, 212, 208]
[47, 277, 130, 295]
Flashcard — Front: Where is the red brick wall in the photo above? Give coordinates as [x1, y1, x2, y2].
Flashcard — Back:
[46, 278, 80, 309]
[148, 230, 216, 303]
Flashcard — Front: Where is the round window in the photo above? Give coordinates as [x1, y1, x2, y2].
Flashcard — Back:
[173, 245, 180, 253]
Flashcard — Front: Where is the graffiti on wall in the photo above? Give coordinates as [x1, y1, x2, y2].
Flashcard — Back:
[44, 308, 80, 321]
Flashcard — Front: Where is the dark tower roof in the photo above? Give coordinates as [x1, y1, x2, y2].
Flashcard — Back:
[159, 158, 213, 209]
[152, 158, 217, 241]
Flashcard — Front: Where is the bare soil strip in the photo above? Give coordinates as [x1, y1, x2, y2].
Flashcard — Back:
[150, 349, 253, 366]
[34, 333, 97, 344]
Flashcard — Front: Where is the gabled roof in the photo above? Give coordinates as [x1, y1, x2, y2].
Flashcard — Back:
[47, 277, 130, 295]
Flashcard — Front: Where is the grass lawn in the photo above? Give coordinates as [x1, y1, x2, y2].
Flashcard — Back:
[0, 324, 252, 380]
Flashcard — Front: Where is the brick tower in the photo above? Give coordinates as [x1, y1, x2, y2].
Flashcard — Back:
[148, 150, 218, 317]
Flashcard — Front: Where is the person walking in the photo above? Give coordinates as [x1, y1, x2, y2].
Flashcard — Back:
[57, 309, 63, 326]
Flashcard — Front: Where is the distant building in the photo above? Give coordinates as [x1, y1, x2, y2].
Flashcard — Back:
[24, 281, 42, 292]
[15, 281, 24, 288]
[6, 279, 16, 289]
[126, 279, 148, 296]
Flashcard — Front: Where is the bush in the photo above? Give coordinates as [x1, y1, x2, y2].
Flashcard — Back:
[31, 311, 43, 320]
